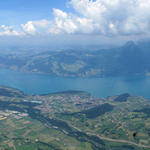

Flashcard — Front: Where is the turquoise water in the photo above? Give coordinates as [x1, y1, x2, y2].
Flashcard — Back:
[0, 68, 150, 99]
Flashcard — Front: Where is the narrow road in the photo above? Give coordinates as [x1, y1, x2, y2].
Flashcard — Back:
[69, 123, 150, 149]
[93, 134, 150, 149]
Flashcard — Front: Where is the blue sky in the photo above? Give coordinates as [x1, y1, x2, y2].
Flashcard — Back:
[0, 0, 150, 48]
[0, 0, 69, 25]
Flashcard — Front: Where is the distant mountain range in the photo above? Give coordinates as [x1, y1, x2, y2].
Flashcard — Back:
[1, 40, 150, 77]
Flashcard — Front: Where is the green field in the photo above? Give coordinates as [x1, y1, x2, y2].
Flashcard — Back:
[0, 86, 149, 150]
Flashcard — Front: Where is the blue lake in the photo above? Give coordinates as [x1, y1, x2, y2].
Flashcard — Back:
[0, 68, 150, 99]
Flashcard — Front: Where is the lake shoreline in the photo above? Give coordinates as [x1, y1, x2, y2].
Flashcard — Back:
[0, 67, 150, 100]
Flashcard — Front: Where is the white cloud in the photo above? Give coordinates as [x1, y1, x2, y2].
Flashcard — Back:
[21, 20, 51, 35]
[50, 0, 150, 36]
[0, 25, 24, 36]
[33, 19, 50, 28]
[1, 0, 150, 38]
[50, 9, 78, 34]
[21, 21, 36, 35]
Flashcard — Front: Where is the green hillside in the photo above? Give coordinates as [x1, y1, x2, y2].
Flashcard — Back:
[1, 41, 150, 77]
[0, 86, 149, 150]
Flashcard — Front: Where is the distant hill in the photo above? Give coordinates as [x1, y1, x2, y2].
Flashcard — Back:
[1, 41, 150, 77]
[0, 86, 25, 98]
[114, 93, 130, 102]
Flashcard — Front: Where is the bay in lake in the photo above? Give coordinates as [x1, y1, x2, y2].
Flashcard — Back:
[0, 68, 150, 99]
